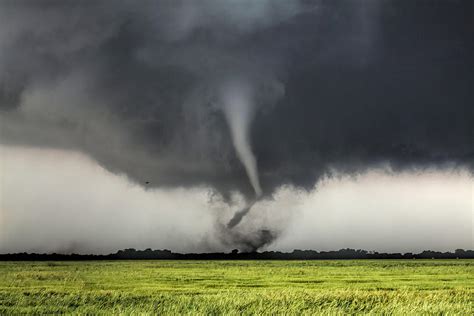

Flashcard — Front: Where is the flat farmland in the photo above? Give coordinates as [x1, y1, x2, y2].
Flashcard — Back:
[1, 260, 473, 314]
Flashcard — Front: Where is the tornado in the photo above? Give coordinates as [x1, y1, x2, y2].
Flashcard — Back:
[227, 200, 256, 229]
[220, 80, 262, 198]
[220, 79, 262, 228]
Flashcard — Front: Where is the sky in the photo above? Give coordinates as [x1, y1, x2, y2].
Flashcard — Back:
[0, 0, 473, 253]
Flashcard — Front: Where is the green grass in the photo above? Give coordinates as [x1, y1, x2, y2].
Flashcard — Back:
[1, 260, 473, 314]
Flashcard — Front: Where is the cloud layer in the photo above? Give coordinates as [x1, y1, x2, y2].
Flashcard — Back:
[0, 1, 472, 199]
[1, 145, 472, 253]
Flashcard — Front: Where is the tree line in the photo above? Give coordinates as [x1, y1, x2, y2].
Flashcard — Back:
[1, 248, 473, 260]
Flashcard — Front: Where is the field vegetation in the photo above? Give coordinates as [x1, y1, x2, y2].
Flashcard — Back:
[1, 260, 473, 314]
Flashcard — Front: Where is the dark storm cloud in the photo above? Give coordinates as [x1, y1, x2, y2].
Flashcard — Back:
[0, 0, 473, 199]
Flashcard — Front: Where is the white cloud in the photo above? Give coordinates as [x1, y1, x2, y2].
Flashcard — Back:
[1, 145, 472, 253]
[271, 169, 473, 252]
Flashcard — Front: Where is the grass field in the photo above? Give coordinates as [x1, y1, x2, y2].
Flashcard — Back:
[1, 260, 473, 314]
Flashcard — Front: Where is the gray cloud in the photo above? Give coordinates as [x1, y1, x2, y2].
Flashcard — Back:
[0, 1, 473, 203]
